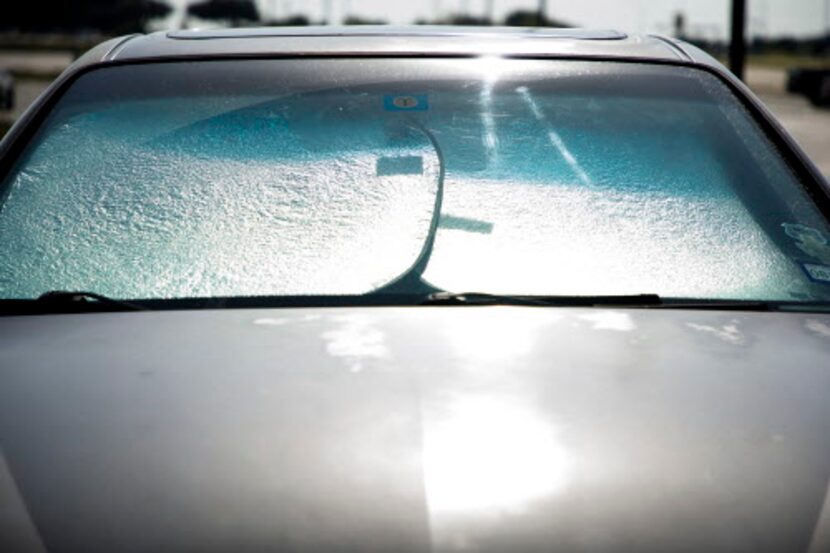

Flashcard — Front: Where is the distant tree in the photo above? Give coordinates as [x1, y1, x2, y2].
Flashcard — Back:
[187, 0, 260, 26]
[414, 14, 491, 26]
[446, 14, 491, 26]
[262, 15, 312, 26]
[343, 16, 387, 25]
[0, 0, 172, 34]
[503, 9, 569, 28]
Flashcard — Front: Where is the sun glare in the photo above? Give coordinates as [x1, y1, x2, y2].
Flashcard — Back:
[423, 394, 572, 516]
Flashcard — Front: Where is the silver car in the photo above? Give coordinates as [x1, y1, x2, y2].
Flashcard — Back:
[1, 26, 830, 552]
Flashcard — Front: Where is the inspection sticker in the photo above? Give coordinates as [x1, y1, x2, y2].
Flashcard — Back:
[782, 223, 830, 264]
[383, 94, 429, 111]
[801, 263, 830, 284]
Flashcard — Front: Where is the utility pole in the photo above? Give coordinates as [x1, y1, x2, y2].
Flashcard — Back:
[729, 0, 747, 81]
[537, 0, 547, 26]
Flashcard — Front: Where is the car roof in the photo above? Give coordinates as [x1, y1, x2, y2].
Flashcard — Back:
[76, 26, 721, 69]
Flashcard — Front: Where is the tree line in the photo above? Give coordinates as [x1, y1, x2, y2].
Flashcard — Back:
[0, 0, 571, 34]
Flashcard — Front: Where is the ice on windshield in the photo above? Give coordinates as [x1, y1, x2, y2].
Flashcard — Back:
[0, 95, 440, 298]
[0, 59, 827, 301]
[422, 90, 809, 298]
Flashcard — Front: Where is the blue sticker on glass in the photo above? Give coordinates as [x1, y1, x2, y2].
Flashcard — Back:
[801, 262, 830, 285]
[383, 94, 429, 111]
[782, 223, 830, 264]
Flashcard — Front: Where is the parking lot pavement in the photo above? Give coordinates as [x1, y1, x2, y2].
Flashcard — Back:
[0, 50, 75, 130]
[755, 91, 830, 179]
[747, 67, 830, 180]
[3, 78, 52, 120]
[0, 50, 74, 76]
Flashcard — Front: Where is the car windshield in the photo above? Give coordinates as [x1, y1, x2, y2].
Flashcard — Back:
[1, 58, 829, 302]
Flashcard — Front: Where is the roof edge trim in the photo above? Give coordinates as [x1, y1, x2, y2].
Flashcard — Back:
[167, 26, 627, 41]
[647, 34, 693, 62]
[104, 34, 143, 61]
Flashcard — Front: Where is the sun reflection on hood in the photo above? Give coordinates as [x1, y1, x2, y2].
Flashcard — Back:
[441, 308, 561, 364]
[578, 311, 636, 332]
[423, 394, 572, 516]
[322, 314, 389, 372]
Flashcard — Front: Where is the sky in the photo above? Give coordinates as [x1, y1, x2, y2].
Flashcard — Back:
[169, 0, 830, 39]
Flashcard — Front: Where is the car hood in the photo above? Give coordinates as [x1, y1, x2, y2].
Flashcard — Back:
[1, 306, 830, 552]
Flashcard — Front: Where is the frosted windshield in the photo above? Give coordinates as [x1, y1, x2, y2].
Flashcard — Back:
[0, 59, 828, 301]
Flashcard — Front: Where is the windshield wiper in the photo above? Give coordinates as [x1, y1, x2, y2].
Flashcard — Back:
[37, 290, 145, 311]
[0, 291, 147, 315]
[422, 292, 830, 312]
[422, 292, 663, 307]
[371, 118, 445, 295]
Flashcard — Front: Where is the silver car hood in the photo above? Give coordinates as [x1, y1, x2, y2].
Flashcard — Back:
[1, 306, 830, 552]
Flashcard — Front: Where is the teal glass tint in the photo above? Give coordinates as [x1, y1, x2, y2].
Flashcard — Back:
[0, 59, 828, 300]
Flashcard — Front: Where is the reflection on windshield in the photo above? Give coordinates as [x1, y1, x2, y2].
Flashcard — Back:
[1, 58, 828, 302]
